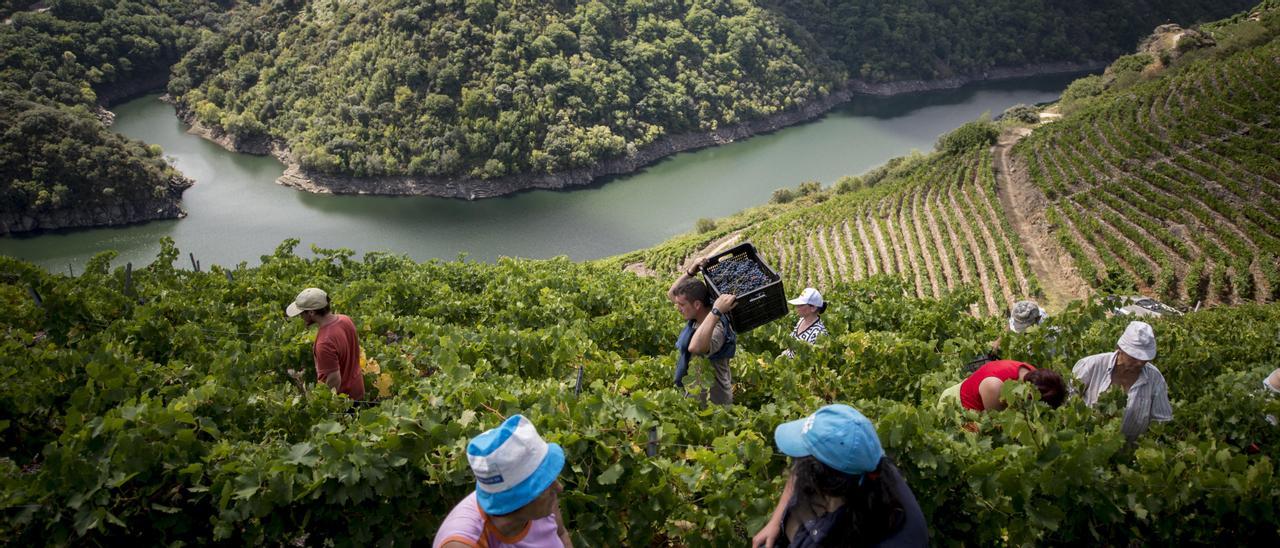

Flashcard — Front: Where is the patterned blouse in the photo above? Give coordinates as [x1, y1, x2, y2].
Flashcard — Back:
[791, 317, 828, 344]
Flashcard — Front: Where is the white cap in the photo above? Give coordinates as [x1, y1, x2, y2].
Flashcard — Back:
[1117, 321, 1157, 362]
[787, 287, 824, 307]
[286, 288, 329, 317]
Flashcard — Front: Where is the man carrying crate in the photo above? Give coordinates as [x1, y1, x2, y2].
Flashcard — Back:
[668, 259, 738, 405]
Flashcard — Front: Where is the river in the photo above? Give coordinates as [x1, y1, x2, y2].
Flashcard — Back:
[0, 73, 1082, 271]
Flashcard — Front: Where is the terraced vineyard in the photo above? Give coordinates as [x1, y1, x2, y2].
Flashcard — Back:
[740, 149, 1037, 317]
[1012, 36, 1280, 306]
[614, 12, 1280, 314]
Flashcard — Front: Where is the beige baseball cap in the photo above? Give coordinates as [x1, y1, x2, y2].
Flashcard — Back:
[286, 288, 329, 317]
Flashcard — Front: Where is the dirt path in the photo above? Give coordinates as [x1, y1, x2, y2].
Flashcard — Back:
[826, 225, 851, 277]
[806, 231, 829, 289]
[957, 176, 1015, 307]
[992, 130, 1091, 309]
[921, 187, 958, 290]
[856, 216, 879, 276]
[893, 195, 927, 298]
[818, 226, 841, 282]
[934, 185, 974, 287]
[842, 221, 866, 280]
[946, 173, 1000, 315]
[870, 213, 896, 276]
[970, 174, 1031, 296]
[881, 201, 910, 279]
[909, 188, 945, 296]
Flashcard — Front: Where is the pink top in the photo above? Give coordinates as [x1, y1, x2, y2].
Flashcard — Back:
[433, 492, 564, 548]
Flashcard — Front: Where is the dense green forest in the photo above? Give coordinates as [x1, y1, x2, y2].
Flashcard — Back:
[0, 0, 227, 232]
[0, 92, 188, 229]
[171, 0, 1255, 181]
[767, 0, 1258, 80]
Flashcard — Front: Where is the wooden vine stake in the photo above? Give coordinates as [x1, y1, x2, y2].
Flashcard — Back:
[123, 262, 134, 297]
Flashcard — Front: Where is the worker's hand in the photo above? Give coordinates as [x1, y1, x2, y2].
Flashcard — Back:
[751, 522, 780, 548]
[714, 293, 737, 313]
[686, 257, 710, 277]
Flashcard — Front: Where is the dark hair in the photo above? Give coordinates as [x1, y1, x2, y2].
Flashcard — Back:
[816, 302, 828, 314]
[788, 456, 905, 547]
[672, 278, 712, 306]
[1025, 369, 1066, 408]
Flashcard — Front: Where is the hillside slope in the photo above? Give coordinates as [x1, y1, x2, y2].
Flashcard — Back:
[613, 5, 1280, 313]
[1010, 17, 1280, 306]
[168, 0, 1253, 193]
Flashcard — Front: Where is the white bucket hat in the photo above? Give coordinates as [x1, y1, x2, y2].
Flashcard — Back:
[1117, 321, 1157, 362]
[1009, 300, 1043, 333]
[466, 414, 565, 516]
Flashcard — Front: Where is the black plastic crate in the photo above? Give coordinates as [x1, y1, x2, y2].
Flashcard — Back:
[702, 242, 788, 333]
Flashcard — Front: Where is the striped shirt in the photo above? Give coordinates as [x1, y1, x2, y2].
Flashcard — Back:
[1071, 352, 1172, 440]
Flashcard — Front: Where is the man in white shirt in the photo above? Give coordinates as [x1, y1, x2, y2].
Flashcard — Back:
[1071, 321, 1173, 441]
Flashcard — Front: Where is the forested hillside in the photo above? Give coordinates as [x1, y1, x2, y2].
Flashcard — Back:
[0, 0, 227, 233]
[615, 3, 1280, 314]
[170, 0, 1254, 184]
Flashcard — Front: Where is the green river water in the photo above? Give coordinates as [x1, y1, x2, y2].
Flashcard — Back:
[0, 73, 1081, 271]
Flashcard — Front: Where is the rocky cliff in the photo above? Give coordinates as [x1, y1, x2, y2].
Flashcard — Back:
[0, 175, 193, 235]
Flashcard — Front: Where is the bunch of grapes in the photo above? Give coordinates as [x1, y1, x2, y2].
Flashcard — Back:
[705, 256, 771, 295]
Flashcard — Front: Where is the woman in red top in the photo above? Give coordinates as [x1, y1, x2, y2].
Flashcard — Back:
[960, 360, 1066, 411]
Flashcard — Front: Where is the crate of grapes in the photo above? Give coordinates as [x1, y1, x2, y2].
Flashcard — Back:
[701, 242, 788, 333]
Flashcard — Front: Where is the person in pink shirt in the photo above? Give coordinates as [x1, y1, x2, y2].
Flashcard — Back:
[434, 414, 573, 548]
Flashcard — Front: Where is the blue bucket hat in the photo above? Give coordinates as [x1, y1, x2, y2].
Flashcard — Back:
[466, 414, 565, 516]
[774, 404, 885, 475]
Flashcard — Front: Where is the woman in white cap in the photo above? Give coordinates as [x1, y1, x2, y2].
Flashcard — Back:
[434, 414, 573, 548]
[787, 287, 828, 348]
[1071, 321, 1173, 441]
[751, 404, 928, 548]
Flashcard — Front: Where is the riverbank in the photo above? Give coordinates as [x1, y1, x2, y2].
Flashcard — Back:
[0, 74, 194, 237]
[2, 76, 1079, 270]
[0, 174, 192, 235]
[172, 61, 1103, 200]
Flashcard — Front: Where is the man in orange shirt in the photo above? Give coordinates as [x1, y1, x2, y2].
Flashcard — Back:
[285, 287, 365, 401]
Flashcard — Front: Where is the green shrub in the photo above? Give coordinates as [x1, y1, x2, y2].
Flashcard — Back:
[834, 175, 864, 194]
[1002, 104, 1041, 124]
[695, 217, 717, 233]
[936, 117, 999, 154]
[1061, 74, 1106, 104]
[796, 181, 822, 197]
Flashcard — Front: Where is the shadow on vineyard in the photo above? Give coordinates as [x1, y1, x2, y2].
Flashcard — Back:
[1, 239, 1278, 545]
